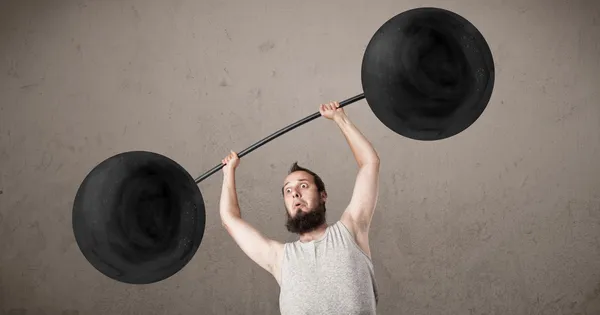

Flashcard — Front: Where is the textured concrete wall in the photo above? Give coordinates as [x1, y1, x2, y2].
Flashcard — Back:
[1, 0, 599, 314]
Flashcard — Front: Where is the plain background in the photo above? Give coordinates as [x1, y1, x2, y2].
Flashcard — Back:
[1, 0, 599, 314]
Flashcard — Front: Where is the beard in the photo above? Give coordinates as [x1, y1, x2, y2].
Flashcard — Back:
[285, 201, 327, 234]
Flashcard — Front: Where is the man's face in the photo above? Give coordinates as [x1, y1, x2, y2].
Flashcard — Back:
[282, 171, 327, 234]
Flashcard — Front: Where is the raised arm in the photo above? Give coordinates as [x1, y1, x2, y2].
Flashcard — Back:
[319, 102, 380, 235]
[219, 151, 283, 281]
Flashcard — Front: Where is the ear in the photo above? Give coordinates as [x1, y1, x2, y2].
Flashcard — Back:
[320, 191, 327, 202]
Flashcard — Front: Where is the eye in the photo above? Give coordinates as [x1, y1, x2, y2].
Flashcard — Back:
[301, 183, 307, 188]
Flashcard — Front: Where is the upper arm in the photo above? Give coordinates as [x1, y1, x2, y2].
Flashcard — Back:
[341, 161, 380, 233]
[222, 216, 283, 277]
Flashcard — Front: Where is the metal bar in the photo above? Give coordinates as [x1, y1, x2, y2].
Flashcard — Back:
[194, 93, 366, 184]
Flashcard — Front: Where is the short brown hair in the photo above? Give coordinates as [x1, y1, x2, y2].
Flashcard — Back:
[282, 162, 326, 195]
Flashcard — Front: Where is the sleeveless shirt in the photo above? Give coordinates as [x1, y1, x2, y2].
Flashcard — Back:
[278, 220, 379, 315]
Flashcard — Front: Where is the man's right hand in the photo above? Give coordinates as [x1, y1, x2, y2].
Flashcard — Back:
[221, 150, 240, 175]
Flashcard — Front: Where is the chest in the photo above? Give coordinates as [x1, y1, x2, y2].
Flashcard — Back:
[278, 242, 377, 314]
[282, 240, 371, 285]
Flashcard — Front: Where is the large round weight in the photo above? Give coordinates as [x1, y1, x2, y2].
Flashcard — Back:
[361, 7, 495, 140]
[72, 151, 206, 284]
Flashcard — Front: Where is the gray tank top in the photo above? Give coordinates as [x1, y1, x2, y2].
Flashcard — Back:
[278, 220, 378, 315]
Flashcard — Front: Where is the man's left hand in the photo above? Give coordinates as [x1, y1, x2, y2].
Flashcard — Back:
[319, 101, 346, 120]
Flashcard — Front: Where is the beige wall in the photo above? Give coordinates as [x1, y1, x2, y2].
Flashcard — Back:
[1, 0, 599, 314]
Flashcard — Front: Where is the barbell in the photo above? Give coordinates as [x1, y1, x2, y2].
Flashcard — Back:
[72, 7, 495, 284]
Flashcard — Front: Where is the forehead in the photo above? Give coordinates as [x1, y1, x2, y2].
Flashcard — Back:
[283, 171, 312, 187]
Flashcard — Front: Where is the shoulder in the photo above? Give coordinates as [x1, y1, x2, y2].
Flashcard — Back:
[339, 211, 363, 238]
[270, 241, 285, 285]
[339, 213, 372, 259]
[271, 240, 285, 264]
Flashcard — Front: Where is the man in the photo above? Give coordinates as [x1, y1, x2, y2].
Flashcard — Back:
[219, 101, 380, 314]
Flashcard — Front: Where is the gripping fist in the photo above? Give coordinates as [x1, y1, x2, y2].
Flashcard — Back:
[221, 150, 240, 174]
[319, 101, 345, 120]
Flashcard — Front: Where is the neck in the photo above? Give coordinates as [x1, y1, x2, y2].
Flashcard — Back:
[298, 222, 328, 243]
